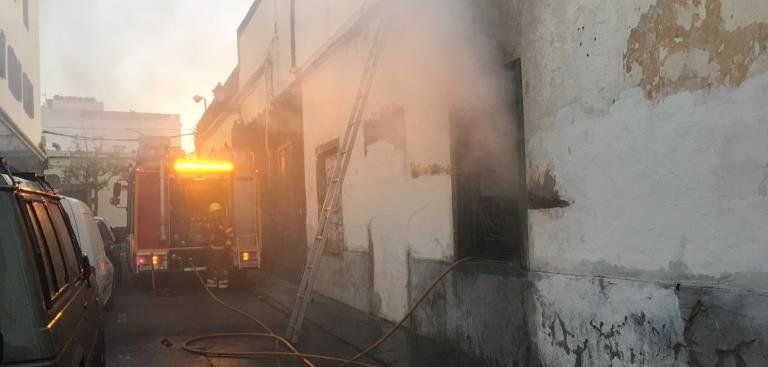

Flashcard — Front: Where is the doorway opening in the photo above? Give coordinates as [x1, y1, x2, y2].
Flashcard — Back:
[450, 59, 527, 264]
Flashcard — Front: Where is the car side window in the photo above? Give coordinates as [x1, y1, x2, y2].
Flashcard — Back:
[29, 202, 69, 299]
[45, 202, 83, 280]
[24, 202, 57, 301]
[97, 220, 114, 244]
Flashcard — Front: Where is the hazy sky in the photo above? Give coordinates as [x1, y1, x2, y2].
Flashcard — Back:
[40, 1, 253, 152]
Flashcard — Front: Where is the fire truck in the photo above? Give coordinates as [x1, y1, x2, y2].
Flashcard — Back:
[125, 137, 262, 279]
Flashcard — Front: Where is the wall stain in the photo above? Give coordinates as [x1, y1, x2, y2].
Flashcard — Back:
[410, 162, 451, 178]
[573, 339, 589, 367]
[680, 299, 760, 367]
[758, 163, 768, 198]
[528, 167, 570, 209]
[542, 312, 577, 354]
[625, 0, 768, 101]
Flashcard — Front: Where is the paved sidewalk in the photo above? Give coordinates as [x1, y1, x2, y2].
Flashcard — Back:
[248, 271, 492, 367]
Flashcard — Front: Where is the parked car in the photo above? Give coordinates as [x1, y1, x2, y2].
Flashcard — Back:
[94, 216, 123, 286]
[60, 197, 115, 309]
[0, 170, 104, 366]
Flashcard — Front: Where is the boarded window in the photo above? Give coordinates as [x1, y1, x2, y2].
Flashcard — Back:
[316, 140, 343, 254]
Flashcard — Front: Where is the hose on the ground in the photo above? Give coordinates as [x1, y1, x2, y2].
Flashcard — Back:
[183, 257, 489, 366]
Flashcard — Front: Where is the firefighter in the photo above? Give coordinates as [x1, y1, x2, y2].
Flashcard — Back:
[206, 202, 234, 289]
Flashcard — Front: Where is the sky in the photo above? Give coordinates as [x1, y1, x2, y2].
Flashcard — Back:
[40, 0, 254, 152]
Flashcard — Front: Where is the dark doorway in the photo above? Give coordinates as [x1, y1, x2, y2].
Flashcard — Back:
[259, 88, 308, 282]
[450, 59, 527, 264]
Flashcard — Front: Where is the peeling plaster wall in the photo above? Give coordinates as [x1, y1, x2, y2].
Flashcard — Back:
[409, 258, 768, 367]
[301, 21, 455, 320]
[512, 0, 768, 365]
[296, 0, 768, 365]
[395, 0, 768, 365]
[508, 0, 768, 289]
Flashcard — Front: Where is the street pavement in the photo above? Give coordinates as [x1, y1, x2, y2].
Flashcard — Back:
[105, 272, 378, 367]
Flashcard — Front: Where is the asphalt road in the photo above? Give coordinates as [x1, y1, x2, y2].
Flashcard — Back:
[105, 272, 374, 367]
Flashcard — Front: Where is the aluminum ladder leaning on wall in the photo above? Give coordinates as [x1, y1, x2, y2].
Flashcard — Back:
[285, 17, 388, 343]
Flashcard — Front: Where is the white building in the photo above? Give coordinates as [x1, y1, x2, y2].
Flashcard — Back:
[201, 0, 768, 365]
[0, 0, 44, 172]
[43, 96, 181, 228]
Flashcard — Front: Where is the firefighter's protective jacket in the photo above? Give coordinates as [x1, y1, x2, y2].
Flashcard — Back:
[208, 219, 234, 250]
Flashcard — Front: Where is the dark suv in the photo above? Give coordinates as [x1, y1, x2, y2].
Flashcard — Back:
[0, 166, 104, 366]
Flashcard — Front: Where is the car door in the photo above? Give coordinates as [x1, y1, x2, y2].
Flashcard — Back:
[79, 209, 113, 305]
[22, 197, 101, 366]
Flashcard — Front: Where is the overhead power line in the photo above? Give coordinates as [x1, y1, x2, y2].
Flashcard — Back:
[42, 130, 195, 142]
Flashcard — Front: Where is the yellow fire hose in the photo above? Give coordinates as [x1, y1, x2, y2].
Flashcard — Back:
[184, 257, 489, 366]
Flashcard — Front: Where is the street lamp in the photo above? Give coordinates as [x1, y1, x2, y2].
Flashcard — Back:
[193, 95, 208, 110]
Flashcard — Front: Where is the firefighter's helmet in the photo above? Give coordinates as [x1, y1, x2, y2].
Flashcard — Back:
[208, 202, 224, 213]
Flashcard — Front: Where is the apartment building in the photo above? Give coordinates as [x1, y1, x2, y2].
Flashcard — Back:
[0, 0, 44, 172]
[42, 96, 181, 228]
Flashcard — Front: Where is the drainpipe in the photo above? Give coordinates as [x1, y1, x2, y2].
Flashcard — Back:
[290, 0, 296, 69]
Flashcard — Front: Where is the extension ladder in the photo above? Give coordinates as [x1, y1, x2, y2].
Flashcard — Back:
[286, 20, 386, 343]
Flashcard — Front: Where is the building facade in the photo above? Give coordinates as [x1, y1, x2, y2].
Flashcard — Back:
[42, 96, 181, 228]
[199, 0, 768, 365]
[0, 0, 44, 172]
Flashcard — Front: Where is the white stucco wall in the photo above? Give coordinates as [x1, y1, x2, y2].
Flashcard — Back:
[0, 0, 41, 147]
[301, 0, 514, 320]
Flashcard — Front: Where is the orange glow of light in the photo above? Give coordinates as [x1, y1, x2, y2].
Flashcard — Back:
[47, 311, 64, 329]
[152, 255, 159, 265]
[138, 256, 146, 265]
[174, 158, 234, 173]
[241, 252, 250, 262]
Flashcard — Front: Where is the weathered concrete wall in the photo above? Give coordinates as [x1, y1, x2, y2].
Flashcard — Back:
[409, 257, 533, 367]
[236, 0, 768, 365]
[410, 258, 768, 366]
[402, 1, 768, 365]
[509, 0, 768, 288]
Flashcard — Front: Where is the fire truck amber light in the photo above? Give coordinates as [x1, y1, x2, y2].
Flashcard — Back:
[152, 255, 159, 265]
[174, 158, 234, 173]
[241, 252, 250, 262]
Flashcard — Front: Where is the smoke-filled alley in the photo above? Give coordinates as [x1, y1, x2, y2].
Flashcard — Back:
[1, 0, 767, 366]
